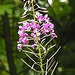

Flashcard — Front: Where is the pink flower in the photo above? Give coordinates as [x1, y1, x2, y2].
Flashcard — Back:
[18, 30, 25, 36]
[37, 14, 43, 23]
[50, 33, 57, 37]
[19, 37, 24, 43]
[24, 38, 29, 45]
[32, 44, 37, 48]
[44, 14, 50, 23]
[48, 23, 54, 28]
[31, 33, 35, 37]
[36, 24, 40, 29]
[17, 44, 23, 50]
[32, 23, 36, 29]
[49, 28, 54, 33]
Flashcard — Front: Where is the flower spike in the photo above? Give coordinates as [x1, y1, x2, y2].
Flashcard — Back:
[18, 0, 60, 75]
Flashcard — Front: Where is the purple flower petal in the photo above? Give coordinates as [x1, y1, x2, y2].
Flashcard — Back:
[50, 33, 57, 37]
[36, 24, 40, 28]
[24, 38, 29, 45]
[31, 33, 35, 37]
[19, 37, 24, 43]
[17, 44, 23, 50]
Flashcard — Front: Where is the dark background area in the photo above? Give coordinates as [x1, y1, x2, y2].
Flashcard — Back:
[0, 0, 75, 75]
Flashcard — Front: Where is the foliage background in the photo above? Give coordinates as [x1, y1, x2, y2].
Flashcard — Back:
[0, 0, 75, 75]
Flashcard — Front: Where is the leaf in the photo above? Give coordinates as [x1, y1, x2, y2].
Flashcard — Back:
[0, 4, 15, 15]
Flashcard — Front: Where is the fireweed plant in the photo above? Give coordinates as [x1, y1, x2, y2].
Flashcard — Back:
[17, 0, 61, 75]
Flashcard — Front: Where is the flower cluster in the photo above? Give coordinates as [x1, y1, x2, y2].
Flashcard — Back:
[17, 14, 57, 50]
[37, 14, 49, 23]
[17, 1, 60, 75]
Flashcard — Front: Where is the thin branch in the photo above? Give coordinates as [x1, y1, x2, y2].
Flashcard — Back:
[23, 9, 28, 15]
[31, 62, 36, 69]
[41, 39, 45, 44]
[40, 44, 46, 53]
[48, 58, 54, 69]
[27, 47, 34, 52]
[26, 19, 38, 22]
[25, 53, 40, 66]
[51, 62, 58, 75]
[23, 45, 32, 47]
[48, 46, 61, 62]
[40, 34, 51, 40]
[28, 39, 34, 40]
[18, 19, 38, 24]
[45, 59, 48, 75]
[22, 50, 39, 57]
[42, 44, 56, 60]
[27, 47, 39, 58]
[45, 37, 54, 47]
[47, 61, 55, 73]
[22, 13, 33, 18]
[41, 41, 45, 46]
[42, 57, 54, 66]
[21, 58, 41, 73]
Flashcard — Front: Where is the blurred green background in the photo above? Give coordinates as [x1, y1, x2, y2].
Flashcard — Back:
[0, 0, 75, 75]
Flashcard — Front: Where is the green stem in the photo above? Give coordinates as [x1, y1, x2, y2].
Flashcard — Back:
[31, 0, 36, 25]
[31, 0, 44, 75]
[36, 33, 44, 75]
